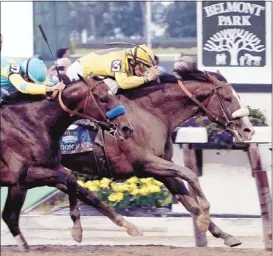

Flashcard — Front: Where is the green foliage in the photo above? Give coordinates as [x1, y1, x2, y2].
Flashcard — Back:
[165, 2, 197, 38]
[67, 1, 197, 40]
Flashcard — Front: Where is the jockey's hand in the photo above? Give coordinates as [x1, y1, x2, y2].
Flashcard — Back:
[146, 66, 160, 81]
[46, 82, 66, 92]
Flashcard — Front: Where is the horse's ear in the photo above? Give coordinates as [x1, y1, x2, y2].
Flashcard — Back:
[216, 70, 222, 75]
[207, 73, 219, 85]
[77, 74, 88, 85]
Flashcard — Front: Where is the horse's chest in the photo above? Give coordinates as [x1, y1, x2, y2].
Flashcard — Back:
[142, 126, 166, 156]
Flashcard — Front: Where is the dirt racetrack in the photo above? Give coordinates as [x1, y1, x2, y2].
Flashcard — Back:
[1, 245, 271, 256]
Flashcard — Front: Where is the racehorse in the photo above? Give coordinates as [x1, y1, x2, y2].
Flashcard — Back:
[62, 67, 255, 246]
[2, 65, 255, 250]
[0, 76, 135, 251]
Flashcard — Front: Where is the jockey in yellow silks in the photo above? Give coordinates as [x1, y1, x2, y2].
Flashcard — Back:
[66, 44, 160, 94]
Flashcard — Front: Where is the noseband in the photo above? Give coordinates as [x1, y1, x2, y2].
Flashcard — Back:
[177, 79, 236, 130]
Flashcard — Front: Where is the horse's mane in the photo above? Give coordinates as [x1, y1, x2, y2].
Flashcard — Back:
[117, 65, 228, 99]
[173, 62, 227, 83]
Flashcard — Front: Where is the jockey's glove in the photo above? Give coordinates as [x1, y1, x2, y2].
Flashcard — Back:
[145, 66, 160, 82]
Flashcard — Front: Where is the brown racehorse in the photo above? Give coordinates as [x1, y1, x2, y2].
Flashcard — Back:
[62, 67, 255, 246]
[0, 76, 135, 251]
[2, 66, 255, 250]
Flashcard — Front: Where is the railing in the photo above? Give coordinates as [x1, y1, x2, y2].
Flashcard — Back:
[172, 126, 272, 250]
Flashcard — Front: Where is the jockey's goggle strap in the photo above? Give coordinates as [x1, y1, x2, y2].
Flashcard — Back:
[25, 59, 31, 81]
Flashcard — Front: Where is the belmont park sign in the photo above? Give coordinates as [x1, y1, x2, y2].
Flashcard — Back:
[201, 1, 266, 67]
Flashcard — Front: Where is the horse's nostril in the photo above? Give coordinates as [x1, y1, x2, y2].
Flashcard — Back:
[243, 128, 251, 133]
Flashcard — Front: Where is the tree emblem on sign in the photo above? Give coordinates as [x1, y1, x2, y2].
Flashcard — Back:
[203, 29, 265, 66]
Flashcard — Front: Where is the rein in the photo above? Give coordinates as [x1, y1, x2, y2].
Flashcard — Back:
[177, 79, 235, 130]
[49, 80, 115, 131]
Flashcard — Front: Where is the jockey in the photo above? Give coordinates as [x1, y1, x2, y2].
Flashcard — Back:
[66, 44, 160, 94]
[0, 57, 65, 103]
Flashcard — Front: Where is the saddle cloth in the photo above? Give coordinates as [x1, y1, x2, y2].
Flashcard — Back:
[60, 123, 96, 154]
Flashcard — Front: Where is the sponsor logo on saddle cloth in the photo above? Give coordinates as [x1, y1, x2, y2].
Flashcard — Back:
[60, 124, 96, 154]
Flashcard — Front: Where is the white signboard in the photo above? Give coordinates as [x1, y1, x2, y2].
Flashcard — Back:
[197, 1, 272, 85]
[1, 2, 34, 58]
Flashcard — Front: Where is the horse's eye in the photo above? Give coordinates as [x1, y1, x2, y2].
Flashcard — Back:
[100, 95, 108, 103]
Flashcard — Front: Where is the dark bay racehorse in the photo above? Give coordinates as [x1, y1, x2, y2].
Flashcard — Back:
[0, 76, 135, 251]
[2, 66, 255, 249]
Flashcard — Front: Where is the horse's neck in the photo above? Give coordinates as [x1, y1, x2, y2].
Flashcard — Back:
[122, 82, 203, 133]
[33, 99, 77, 140]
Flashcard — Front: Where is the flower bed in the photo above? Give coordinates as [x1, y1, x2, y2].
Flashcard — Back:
[77, 177, 172, 210]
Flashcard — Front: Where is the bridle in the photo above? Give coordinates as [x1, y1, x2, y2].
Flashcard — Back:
[177, 76, 236, 131]
[49, 78, 119, 133]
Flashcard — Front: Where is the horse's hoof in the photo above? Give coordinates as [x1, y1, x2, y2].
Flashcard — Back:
[71, 227, 83, 243]
[196, 215, 209, 232]
[19, 244, 30, 252]
[123, 221, 143, 236]
[126, 225, 143, 237]
[224, 236, 242, 247]
[15, 234, 30, 252]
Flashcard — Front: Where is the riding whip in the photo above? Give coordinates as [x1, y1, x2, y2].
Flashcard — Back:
[38, 24, 61, 82]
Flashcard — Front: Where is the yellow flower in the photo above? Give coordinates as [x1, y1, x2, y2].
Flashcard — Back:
[99, 183, 109, 189]
[130, 188, 140, 196]
[140, 178, 154, 184]
[93, 180, 100, 186]
[111, 183, 121, 192]
[115, 192, 124, 202]
[85, 181, 94, 187]
[77, 180, 85, 187]
[126, 176, 139, 184]
[139, 187, 150, 196]
[88, 185, 99, 192]
[112, 183, 130, 192]
[108, 192, 124, 202]
[100, 178, 111, 186]
[108, 193, 117, 202]
[128, 183, 137, 191]
[148, 185, 161, 193]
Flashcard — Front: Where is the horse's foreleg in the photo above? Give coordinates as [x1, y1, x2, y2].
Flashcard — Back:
[160, 177, 242, 247]
[143, 156, 210, 232]
[57, 183, 142, 237]
[2, 186, 29, 251]
[26, 166, 82, 243]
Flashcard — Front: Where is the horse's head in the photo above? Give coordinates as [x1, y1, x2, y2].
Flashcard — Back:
[204, 72, 254, 142]
[59, 75, 134, 139]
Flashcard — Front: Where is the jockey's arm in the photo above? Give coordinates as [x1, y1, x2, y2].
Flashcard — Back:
[9, 74, 47, 94]
[1, 66, 46, 94]
[115, 71, 148, 89]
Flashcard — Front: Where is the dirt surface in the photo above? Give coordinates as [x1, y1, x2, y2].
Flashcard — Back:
[1, 245, 271, 256]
